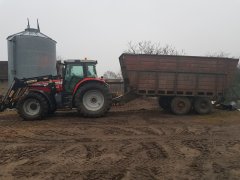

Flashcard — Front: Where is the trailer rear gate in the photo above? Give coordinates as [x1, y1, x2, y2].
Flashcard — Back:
[120, 54, 239, 100]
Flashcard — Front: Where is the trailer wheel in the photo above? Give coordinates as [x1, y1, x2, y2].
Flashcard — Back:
[171, 96, 191, 115]
[74, 82, 112, 117]
[194, 98, 212, 114]
[17, 92, 48, 120]
[158, 96, 172, 110]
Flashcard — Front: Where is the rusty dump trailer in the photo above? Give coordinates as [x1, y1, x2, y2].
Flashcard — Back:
[119, 53, 239, 115]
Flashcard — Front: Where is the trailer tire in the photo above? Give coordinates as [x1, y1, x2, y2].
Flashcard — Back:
[171, 96, 191, 115]
[194, 98, 212, 114]
[158, 96, 172, 110]
[17, 92, 49, 120]
[74, 82, 112, 117]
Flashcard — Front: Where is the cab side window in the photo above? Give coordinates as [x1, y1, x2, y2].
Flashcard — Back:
[64, 65, 84, 93]
[65, 65, 84, 81]
[87, 65, 97, 77]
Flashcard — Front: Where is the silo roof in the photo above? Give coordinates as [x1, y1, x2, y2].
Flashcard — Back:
[7, 28, 56, 43]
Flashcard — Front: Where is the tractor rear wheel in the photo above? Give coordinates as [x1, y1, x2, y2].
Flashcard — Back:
[17, 92, 48, 120]
[171, 96, 191, 115]
[194, 97, 212, 114]
[74, 82, 112, 117]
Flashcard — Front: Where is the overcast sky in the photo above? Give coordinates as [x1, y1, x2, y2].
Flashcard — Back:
[0, 0, 240, 75]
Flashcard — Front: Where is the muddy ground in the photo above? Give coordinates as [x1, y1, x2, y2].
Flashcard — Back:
[0, 98, 240, 180]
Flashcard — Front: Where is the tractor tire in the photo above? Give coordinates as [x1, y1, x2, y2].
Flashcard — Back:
[194, 97, 212, 114]
[158, 96, 172, 110]
[74, 82, 112, 117]
[17, 92, 49, 120]
[170, 96, 191, 115]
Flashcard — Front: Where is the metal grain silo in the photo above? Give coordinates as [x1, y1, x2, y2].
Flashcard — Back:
[7, 21, 57, 84]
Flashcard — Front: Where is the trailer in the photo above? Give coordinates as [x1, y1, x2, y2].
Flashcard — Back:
[118, 53, 239, 115]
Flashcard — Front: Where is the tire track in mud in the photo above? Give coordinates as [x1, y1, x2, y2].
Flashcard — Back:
[182, 139, 210, 178]
[0, 109, 240, 179]
[180, 138, 230, 178]
[140, 142, 168, 159]
[11, 158, 54, 179]
[0, 145, 52, 165]
[84, 144, 107, 160]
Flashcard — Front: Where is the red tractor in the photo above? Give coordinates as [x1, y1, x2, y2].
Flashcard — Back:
[0, 60, 112, 120]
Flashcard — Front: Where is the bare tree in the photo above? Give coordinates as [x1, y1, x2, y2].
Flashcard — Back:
[116, 70, 123, 79]
[103, 71, 122, 79]
[206, 51, 232, 58]
[125, 41, 185, 55]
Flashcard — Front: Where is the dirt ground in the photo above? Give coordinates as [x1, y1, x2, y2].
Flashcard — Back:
[0, 98, 240, 180]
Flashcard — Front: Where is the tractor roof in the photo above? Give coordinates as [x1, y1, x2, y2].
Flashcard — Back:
[64, 59, 97, 64]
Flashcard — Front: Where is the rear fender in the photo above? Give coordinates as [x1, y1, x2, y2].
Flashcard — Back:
[72, 78, 107, 96]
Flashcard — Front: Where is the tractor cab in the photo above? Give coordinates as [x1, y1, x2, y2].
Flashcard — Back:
[63, 60, 98, 93]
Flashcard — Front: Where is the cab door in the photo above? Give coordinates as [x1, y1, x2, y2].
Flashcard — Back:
[64, 64, 84, 93]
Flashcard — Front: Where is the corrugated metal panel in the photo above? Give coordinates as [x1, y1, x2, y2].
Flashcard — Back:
[7, 25, 57, 84]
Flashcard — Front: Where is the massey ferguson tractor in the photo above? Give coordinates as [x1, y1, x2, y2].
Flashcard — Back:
[0, 60, 112, 120]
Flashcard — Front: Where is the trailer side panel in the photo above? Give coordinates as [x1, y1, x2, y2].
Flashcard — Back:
[119, 54, 239, 100]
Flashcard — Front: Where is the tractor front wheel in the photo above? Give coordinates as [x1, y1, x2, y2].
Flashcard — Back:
[17, 92, 48, 120]
[74, 82, 112, 117]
